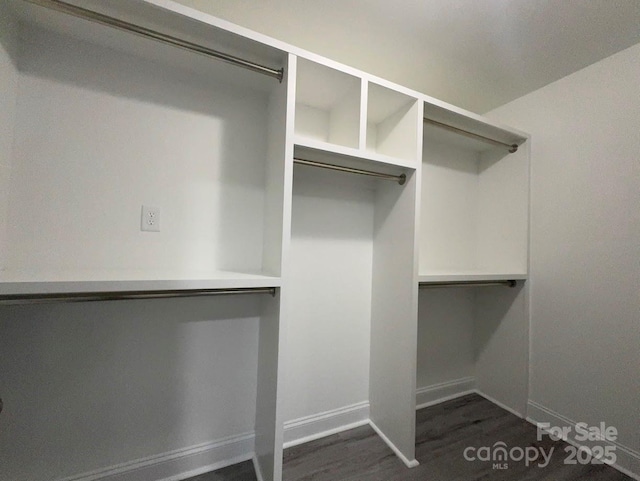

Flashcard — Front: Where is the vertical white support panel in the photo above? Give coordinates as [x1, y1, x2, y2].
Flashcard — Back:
[369, 99, 422, 467]
[0, 6, 17, 272]
[370, 170, 420, 467]
[255, 54, 295, 481]
[358, 79, 368, 150]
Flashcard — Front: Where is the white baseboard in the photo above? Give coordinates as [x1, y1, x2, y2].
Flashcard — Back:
[251, 456, 264, 481]
[57, 432, 254, 481]
[527, 400, 640, 480]
[283, 401, 370, 448]
[368, 420, 419, 468]
[415, 377, 476, 409]
[474, 389, 524, 418]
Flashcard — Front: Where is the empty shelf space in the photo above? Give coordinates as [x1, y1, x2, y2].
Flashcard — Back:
[294, 58, 361, 149]
[366, 83, 420, 162]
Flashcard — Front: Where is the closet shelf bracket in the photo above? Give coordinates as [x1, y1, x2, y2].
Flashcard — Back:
[423, 117, 519, 153]
[0, 287, 278, 305]
[419, 280, 517, 289]
[26, 0, 285, 82]
[293, 158, 406, 185]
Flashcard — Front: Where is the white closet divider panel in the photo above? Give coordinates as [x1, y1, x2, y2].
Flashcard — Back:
[254, 53, 295, 481]
[370, 167, 421, 467]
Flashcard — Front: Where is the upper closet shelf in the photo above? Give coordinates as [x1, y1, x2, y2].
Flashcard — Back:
[294, 136, 417, 170]
[423, 101, 528, 153]
[9, 0, 287, 92]
[419, 272, 527, 283]
[0, 270, 281, 298]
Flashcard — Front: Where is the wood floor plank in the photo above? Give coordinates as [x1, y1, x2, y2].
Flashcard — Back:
[187, 394, 632, 481]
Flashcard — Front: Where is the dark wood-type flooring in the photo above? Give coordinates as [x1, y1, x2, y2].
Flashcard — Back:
[185, 394, 631, 481]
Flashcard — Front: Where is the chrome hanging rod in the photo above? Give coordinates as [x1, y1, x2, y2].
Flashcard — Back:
[423, 118, 519, 153]
[26, 0, 285, 82]
[0, 287, 277, 305]
[294, 158, 406, 185]
[419, 280, 517, 289]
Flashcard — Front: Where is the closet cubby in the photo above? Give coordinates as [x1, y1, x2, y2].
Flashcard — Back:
[294, 58, 361, 149]
[420, 102, 529, 281]
[0, 0, 289, 295]
[366, 83, 420, 164]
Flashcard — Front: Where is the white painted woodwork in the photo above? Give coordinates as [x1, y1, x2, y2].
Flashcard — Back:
[0, 1, 534, 480]
[417, 98, 530, 419]
[420, 122, 529, 278]
[369, 168, 421, 466]
[294, 58, 361, 149]
[0, 11, 286, 294]
[366, 83, 420, 163]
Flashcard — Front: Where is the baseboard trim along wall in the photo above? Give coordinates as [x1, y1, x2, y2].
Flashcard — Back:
[56, 432, 255, 481]
[368, 420, 420, 468]
[527, 400, 640, 481]
[283, 401, 370, 448]
[415, 377, 476, 410]
[56, 394, 638, 481]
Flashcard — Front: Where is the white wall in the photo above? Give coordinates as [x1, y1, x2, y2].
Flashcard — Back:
[285, 167, 373, 422]
[0, 297, 261, 481]
[0, 4, 17, 272]
[487, 43, 640, 472]
[417, 290, 475, 388]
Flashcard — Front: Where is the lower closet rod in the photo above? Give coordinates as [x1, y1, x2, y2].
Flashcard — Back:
[294, 158, 406, 185]
[0, 287, 277, 305]
[27, 0, 285, 82]
[420, 280, 517, 288]
[423, 118, 519, 153]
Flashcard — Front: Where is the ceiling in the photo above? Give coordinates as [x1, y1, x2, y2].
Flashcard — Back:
[176, 0, 640, 113]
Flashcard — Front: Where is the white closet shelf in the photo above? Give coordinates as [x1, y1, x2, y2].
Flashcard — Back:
[418, 271, 527, 283]
[294, 136, 416, 170]
[423, 101, 528, 151]
[0, 270, 281, 296]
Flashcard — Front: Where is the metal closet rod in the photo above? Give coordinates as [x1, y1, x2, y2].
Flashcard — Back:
[423, 117, 519, 153]
[294, 158, 407, 185]
[420, 280, 517, 289]
[27, 0, 285, 82]
[0, 287, 277, 305]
